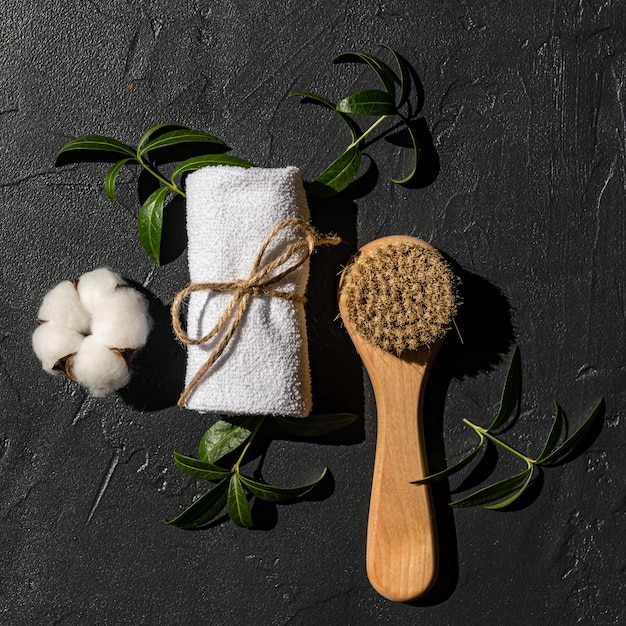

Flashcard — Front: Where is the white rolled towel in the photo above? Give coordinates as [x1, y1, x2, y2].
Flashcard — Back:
[179, 165, 313, 417]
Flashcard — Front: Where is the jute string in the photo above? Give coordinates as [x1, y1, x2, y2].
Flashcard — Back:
[171, 218, 340, 407]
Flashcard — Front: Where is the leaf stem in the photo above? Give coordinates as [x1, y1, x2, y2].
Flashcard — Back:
[233, 418, 265, 472]
[344, 114, 390, 151]
[463, 419, 533, 464]
[136, 155, 186, 198]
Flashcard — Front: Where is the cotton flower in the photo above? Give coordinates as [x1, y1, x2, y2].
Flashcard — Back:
[69, 336, 131, 397]
[32, 268, 152, 396]
[32, 322, 84, 375]
[90, 287, 151, 349]
[37, 280, 91, 334]
[77, 267, 127, 315]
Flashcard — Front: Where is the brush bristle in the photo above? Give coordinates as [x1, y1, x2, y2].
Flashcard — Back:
[341, 241, 459, 355]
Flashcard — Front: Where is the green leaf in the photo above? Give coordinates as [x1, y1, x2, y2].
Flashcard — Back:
[173, 452, 231, 481]
[450, 467, 533, 508]
[227, 474, 254, 528]
[336, 89, 397, 116]
[137, 122, 188, 152]
[487, 345, 522, 432]
[537, 398, 604, 464]
[165, 477, 229, 529]
[411, 434, 485, 485]
[138, 129, 227, 156]
[378, 44, 412, 108]
[170, 154, 254, 184]
[390, 116, 420, 184]
[198, 418, 259, 464]
[308, 147, 362, 198]
[534, 402, 564, 463]
[290, 91, 336, 109]
[484, 467, 535, 510]
[273, 413, 358, 437]
[104, 158, 131, 202]
[290, 91, 361, 142]
[137, 186, 168, 265]
[239, 468, 327, 502]
[54, 135, 136, 164]
[333, 51, 396, 99]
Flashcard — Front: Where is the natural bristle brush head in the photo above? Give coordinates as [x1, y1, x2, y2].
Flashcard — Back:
[340, 240, 459, 354]
[338, 235, 459, 603]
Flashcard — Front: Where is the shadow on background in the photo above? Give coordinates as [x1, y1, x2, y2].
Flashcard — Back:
[443, 266, 516, 380]
[385, 118, 440, 189]
[413, 265, 516, 606]
[307, 194, 364, 431]
[118, 285, 186, 411]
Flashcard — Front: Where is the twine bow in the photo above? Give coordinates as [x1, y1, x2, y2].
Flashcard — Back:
[172, 218, 340, 407]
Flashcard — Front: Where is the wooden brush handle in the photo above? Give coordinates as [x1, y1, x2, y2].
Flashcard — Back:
[363, 342, 439, 602]
[337, 235, 446, 602]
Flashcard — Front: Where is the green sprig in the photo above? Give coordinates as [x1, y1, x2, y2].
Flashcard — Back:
[166, 412, 357, 529]
[292, 43, 419, 197]
[413, 346, 604, 509]
[53, 45, 420, 261]
[54, 124, 253, 265]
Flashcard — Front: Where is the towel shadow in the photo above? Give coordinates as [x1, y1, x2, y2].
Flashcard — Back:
[118, 284, 186, 411]
[306, 194, 364, 443]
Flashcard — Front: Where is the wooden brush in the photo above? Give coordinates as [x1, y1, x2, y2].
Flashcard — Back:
[338, 235, 459, 602]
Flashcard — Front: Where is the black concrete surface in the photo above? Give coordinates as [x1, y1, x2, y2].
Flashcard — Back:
[1, 1, 624, 624]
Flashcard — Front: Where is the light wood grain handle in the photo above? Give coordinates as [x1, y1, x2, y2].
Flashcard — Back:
[364, 345, 439, 602]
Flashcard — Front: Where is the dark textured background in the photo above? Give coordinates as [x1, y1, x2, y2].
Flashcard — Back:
[1, 1, 624, 624]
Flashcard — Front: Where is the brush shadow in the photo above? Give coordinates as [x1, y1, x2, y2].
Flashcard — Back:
[410, 348, 460, 605]
[440, 264, 516, 379]
[410, 267, 515, 605]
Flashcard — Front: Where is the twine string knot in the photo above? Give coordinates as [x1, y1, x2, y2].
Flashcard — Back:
[172, 218, 340, 406]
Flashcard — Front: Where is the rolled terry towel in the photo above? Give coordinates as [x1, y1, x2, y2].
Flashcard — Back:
[180, 165, 313, 417]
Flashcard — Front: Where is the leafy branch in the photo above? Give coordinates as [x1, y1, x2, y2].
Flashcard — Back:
[414, 346, 604, 509]
[53, 123, 253, 265]
[166, 413, 357, 529]
[53, 45, 422, 264]
[291, 43, 420, 198]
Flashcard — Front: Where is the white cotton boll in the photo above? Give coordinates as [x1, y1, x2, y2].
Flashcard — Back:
[32, 322, 84, 375]
[77, 268, 127, 316]
[90, 287, 152, 349]
[37, 280, 91, 334]
[70, 336, 131, 397]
